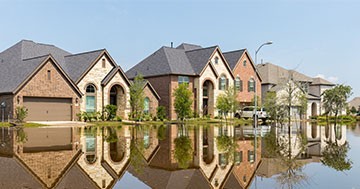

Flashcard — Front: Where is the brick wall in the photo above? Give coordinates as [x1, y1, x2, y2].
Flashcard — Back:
[0, 95, 14, 121]
[233, 52, 262, 107]
[15, 60, 80, 120]
[143, 84, 159, 116]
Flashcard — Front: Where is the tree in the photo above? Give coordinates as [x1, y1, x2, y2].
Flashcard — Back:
[130, 74, 145, 120]
[156, 106, 166, 121]
[216, 86, 239, 122]
[174, 83, 193, 121]
[263, 91, 287, 125]
[322, 85, 352, 126]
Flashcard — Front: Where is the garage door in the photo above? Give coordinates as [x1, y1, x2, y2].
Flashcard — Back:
[23, 97, 72, 121]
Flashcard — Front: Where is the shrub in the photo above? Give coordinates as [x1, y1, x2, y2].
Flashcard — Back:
[115, 116, 122, 122]
[157, 106, 166, 121]
[16, 106, 28, 123]
[105, 105, 117, 121]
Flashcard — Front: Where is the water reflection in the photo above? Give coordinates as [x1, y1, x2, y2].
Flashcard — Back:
[0, 122, 354, 189]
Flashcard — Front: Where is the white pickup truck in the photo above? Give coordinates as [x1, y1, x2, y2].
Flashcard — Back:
[235, 106, 269, 121]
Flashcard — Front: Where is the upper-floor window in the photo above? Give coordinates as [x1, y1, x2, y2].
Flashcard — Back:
[144, 97, 150, 114]
[214, 56, 219, 64]
[235, 77, 243, 92]
[219, 75, 228, 90]
[301, 82, 309, 93]
[248, 78, 255, 92]
[243, 60, 247, 67]
[178, 76, 189, 84]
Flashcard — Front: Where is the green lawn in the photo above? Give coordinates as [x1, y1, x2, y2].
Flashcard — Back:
[0, 122, 11, 127]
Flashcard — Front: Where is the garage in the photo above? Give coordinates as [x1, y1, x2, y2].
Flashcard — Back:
[23, 97, 72, 121]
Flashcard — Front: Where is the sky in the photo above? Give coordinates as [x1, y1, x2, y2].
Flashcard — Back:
[0, 0, 359, 98]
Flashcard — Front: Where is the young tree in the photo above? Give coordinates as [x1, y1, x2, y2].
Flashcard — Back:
[322, 84, 352, 126]
[130, 74, 145, 120]
[174, 83, 193, 121]
[216, 86, 239, 122]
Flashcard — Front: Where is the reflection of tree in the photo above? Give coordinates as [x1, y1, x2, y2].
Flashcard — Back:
[157, 125, 167, 141]
[321, 141, 352, 171]
[105, 127, 118, 143]
[174, 124, 193, 169]
[16, 127, 27, 143]
[130, 127, 146, 173]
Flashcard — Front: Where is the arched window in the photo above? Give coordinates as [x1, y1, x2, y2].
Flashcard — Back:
[86, 84, 96, 112]
[248, 78, 255, 92]
[144, 97, 150, 114]
[219, 75, 227, 90]
[214, 56, 219, 64]
[235, 77, 243, 92]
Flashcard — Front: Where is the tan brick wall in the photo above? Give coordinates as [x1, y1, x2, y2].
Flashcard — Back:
[143, 85, 159, 116]
[15, 60, 80, 120]
[233, 53, 261, 106]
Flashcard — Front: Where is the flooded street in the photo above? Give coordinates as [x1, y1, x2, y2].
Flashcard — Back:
[0, 122, 358, 189]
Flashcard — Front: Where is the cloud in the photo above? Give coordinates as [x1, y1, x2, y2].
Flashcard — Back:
[315, 74, 339, 84]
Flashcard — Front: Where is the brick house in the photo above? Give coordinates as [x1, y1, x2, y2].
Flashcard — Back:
[142, 80, 160, 116]
[223, 49, 262, 107]
[126, 43, 234, 120]
[0, 40, 131, 121]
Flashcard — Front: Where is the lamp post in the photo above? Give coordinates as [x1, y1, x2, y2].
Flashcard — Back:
[254, 41, 273, 129]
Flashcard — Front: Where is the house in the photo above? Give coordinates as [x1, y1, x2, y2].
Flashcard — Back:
[257, 63, 335, 118]
[223, 49, 262, 107]
[126, 43, 235, 120]
[0, 40, 131, 121]
[348, 97, 360, 111]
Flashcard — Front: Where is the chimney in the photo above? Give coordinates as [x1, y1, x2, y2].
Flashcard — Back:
[171, 42, 173, 48]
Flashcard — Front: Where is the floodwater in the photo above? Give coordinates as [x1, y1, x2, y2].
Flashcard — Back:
[0, 122, 358, 189]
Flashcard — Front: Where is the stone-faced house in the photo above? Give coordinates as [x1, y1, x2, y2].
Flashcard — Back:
[0, 40, 131, 121]
[223, 49, 262, 107]
[126, 43, 234, 120]
[257, 63, 335, 118]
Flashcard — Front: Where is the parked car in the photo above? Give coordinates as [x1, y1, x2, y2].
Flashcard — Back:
[234, 106, 269, 121]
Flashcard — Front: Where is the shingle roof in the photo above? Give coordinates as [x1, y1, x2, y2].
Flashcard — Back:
[348, 97, 360, 109]
[311, 77, 334, 86]
[102, 65, 131, 86]
[0, 40, 118, 94]
[223, 49, 246, 70]
[126, 45, 219, 79]
[63, 49, 104, 83]
[176, 43, 202, 51]
[257, 63, 313, 85]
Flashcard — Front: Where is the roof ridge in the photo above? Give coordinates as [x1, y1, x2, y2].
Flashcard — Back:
[185, 45, 218, 52]
[65, 49, 105, 57]
[22, 54, 50, 61]
[223, 48, 247, 54]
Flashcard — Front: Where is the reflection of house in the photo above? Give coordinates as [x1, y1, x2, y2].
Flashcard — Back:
[0, 40, 131, 121]
[0, 126, 131, 189]
[223, 49, 262, 107]
[128, 124, 262, 189]
[126, 43, 235, 120]
[257, 63, 335, 118]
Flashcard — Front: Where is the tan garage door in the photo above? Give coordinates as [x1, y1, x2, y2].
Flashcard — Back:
[23, 97, 72, 121]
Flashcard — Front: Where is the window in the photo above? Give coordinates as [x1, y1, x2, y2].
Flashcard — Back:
[144, 97, 150, 114]
[86, 84, 96, 112]
[248, 78, 255, 92]
[47, 70, 51, 80]
[248, 150, 255, 163]
[102, 58, 106, 68]
[243, 60, 247, 67]
[219, 153, 228, 167]
[214, 56, 219, 64]
[234, 151, 243, 165]
[235, 77, 243, 91]
[178, 76, 189, 84]
[219, 75, 227, 90]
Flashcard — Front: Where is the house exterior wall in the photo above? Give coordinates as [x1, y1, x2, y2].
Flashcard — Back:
[233, 53, 262, 107]
[102, 72, 130, 119]
[77, 55, 115, 113]
[14, 60, 80, 121]
[147, 75, 172, 119]
[143, 85, 159, 116]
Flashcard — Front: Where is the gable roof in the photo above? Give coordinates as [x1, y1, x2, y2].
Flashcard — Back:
[223, 49, 262, 81]
[143, 80, 161, 100]
[126, 43, 234, 79]
[257, 63, 313, 85]
[0, 40, 124, 94]
[102, 65, 131, 87]
[63, 49, 104, 83]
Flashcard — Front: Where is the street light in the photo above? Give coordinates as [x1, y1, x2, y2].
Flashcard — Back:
[254, 41, 273, 128]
